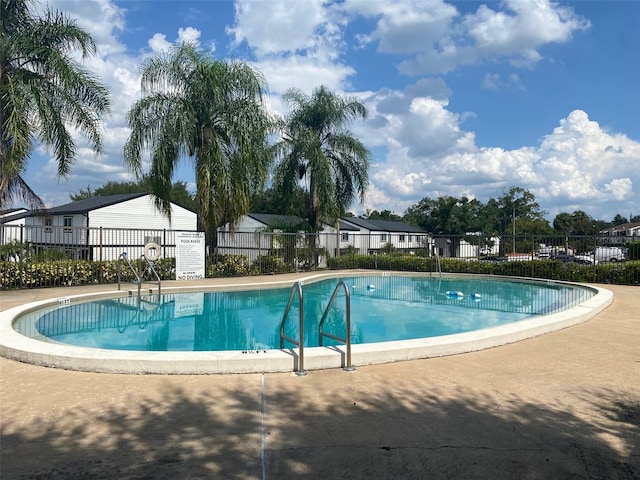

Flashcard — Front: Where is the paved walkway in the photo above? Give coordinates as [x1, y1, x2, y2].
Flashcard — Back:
[1, 279, 639, 479]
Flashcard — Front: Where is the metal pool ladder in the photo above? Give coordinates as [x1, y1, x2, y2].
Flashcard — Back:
[117, 252, 162, 298]
[279, 281, 307, 376]
[318, 280, 355, 372]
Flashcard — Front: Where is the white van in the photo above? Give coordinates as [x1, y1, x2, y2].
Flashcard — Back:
[593, 246, 626, 263]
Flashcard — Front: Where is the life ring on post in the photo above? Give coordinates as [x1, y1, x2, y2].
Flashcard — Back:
[144, 242, 161, 261]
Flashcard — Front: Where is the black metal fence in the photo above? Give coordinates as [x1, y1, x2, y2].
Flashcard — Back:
[1, 224, 639, 289]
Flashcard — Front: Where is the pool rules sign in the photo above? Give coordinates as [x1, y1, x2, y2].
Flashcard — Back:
[175, 232, 205, 280]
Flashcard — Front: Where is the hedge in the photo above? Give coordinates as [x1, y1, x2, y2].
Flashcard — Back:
[327, 254, 640, 285]
[2, 254, 639, 289]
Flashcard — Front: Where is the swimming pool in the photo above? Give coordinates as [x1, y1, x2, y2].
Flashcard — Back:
[0, 272, 613, 374]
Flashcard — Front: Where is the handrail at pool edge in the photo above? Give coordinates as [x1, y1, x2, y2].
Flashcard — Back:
[279, 281, 307, 376]
[318, 280, 355, 371]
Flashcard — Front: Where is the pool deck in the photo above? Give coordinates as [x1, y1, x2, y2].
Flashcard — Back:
[1, 275, 639, 479]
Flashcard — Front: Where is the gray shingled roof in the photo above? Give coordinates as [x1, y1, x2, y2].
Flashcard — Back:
[0, 210, 30, 223]
[599, 221, 640, 233]
[44, 193, 148, 215]
[247, 213, 308, 228]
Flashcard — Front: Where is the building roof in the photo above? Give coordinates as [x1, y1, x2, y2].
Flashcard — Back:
[0, 208, 28, 218]
[599, 221, 640, 234]
[247, 213, 309, 229]
[0, 210, 30, 224]
[337, 220, 360, 231]
[341, 217, 429, 233]
[41, 193, 149, 215]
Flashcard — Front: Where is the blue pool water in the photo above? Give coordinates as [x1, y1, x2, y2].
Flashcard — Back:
[14, 275, 594, 352]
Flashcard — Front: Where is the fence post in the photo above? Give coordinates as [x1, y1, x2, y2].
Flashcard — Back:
[531, 235, 535, 278]
[18, 225, 24, 288]
[98, 227, 103, 283]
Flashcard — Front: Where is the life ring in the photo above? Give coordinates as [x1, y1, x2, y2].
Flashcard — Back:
[144, 242, 161, 261]
[445, 290, 464, 297]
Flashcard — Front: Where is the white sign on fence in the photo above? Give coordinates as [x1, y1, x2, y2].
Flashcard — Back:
[175, 232, 205, 280]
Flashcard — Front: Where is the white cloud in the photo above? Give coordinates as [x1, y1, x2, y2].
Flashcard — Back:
[228, 0, 331, 56]
[149, 27, 201, 53]
[252, 56, 355, 98]
[361, 86, 640, 218]
[177, 27, 201, 45]
[343, 0, 457, 54]
[346, 0, 590, 75]
[148, 33, 171, 53]
[604, 179, 633, 201]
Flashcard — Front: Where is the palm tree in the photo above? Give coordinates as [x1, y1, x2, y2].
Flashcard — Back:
[274, 86, 370, 264]
[124, 43, 273, 252]
[0, 0, 111, 210]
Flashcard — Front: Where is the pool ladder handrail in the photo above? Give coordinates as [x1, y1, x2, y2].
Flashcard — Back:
[279, 281, 307, 376]
[139, 254, 162, 296]
[117, 252, 141, 295]
[318, 280, 355, 372]
[117, 252, 162, 297]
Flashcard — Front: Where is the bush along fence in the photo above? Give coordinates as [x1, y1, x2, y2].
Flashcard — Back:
[1, 227, 639, 289]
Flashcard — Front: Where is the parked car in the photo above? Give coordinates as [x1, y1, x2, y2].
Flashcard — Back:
[536, 246, 552, 258]
[573, 254, 596, 265]
[551, 254, 592, 265]
[593, 246, 626, 263]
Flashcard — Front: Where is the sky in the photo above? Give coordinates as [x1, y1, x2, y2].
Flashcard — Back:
[21, 0, 640, 223]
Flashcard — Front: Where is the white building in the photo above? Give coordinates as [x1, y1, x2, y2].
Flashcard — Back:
[599, 221, 640, 244]
[217, 213, 311, 263]
[217, 214, 432, 266]
[0, 193, 197, 260]
[332, 217, 431, 255]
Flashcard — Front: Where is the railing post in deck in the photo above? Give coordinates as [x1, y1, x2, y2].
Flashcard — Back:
[318, 281, 355, 372]
[297, 286, 306, 376]
[279, 281, 307, 376]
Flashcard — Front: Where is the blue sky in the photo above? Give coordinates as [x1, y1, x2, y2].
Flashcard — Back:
[23, 0, 640, 223]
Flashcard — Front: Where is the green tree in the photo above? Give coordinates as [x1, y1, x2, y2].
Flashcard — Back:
[0, 0, 111, 210]
[274, 85, 370, 266]
[363, 209, 401, 221]
[404, 195, 485, 257]
[553, 212, 574, 235]
[249, 185, 306, 217]
[570, 210, 597, 235]
[612, 213, 628, 225]
[403, 196, 484, 234]
[480, 187, 546, 254]
[553, 212, 574, 252]
[124, 43, 273, 251]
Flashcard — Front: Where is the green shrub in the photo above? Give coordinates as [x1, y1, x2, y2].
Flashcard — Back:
[207, 255, 256, 278]
[2, 254, 639, 290]
[326, 255, 640, 285]
[252, 255, 294, 274]
[627, 242, 640, 261]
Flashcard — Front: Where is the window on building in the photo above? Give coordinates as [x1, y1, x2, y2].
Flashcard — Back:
[44, 217, 52, 233]
[341, 232, 349, 242]
[63, 216, 72, 233]
[380, 234, 387, 242]
[399, 235, 406, 242]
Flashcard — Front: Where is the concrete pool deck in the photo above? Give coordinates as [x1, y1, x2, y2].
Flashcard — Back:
[1, 275, 639, 478]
